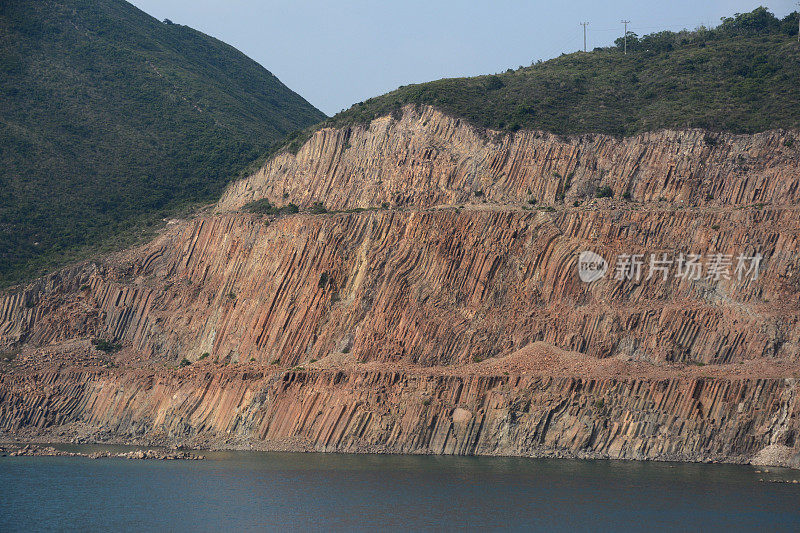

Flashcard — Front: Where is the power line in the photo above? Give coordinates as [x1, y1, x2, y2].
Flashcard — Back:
[580, 22, 589, 52]
[591, 19, 717, 33]
[621, 20, 630, 54]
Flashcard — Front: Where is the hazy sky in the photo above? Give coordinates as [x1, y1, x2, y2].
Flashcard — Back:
[129, 1, 797, 116]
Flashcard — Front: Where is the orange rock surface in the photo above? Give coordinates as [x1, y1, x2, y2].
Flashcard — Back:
[1, 107, 799, 465]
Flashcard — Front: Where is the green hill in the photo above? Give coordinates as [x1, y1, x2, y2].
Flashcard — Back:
[319, 8, 799, 139]
[0, 0, 325, 287]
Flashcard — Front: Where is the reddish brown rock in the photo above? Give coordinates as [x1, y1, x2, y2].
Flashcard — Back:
[217, 106, 800, 212]
[0, 106, 799, 465]
[0, 364, 798, 464]
[1, 207, 797, 367]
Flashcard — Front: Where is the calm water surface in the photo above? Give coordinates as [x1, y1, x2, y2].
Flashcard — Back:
[1, 445, 799, 532]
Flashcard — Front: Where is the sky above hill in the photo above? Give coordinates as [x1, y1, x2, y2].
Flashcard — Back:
[129, 1, 797, 116]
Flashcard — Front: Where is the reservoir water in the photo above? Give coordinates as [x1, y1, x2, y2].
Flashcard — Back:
[1, 446, 799, 531]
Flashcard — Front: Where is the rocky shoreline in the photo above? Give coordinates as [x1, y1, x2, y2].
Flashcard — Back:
[3, 439, 800, 485]
[3, 426, 800, 471]
[0, 443, 204, 460]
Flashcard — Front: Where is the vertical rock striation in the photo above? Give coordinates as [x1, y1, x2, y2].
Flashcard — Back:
[1, 106, 799, 465]
[217, 106, 800, 212]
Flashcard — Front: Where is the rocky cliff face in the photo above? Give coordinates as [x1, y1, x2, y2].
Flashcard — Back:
[217, 106, 800, 212]
[1, 354, 798, 464]
[1, 106, 799, 465]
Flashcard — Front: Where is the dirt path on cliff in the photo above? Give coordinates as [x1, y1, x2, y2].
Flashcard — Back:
[5, 337, 800, 382]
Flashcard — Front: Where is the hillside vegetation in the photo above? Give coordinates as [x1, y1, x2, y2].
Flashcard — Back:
[318, 8, 799, 139]
[0, 0, 325, 287]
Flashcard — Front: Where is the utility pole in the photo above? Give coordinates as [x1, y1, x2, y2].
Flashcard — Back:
[580, 22, 589, 52]
[797, 3, 799, 42]
[621, 20, 630, 54]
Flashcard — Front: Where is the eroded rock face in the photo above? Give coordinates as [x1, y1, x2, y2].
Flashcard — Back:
[217, 106, 800, 212]
[1, 208, 797, 367]
[1, 106, 799, 464]
[1, 365, 798, 464]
